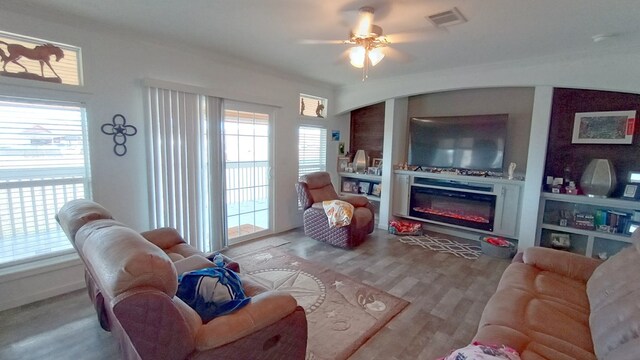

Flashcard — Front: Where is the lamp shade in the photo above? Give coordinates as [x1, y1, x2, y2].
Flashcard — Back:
[368, 47, 385, 66]
[349, 46, 365, 68]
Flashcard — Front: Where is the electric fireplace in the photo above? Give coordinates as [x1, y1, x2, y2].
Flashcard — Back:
[410, 185, 496, 231]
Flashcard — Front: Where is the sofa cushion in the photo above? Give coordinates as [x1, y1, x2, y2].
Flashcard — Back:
[78, 220, 178, 298]
[474, 262, 595, 360]
[587, 236, 640, 359]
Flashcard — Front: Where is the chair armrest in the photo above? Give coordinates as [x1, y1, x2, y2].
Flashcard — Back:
[523, 247, 602, 282]
[338, 194, 370, 208]
[194, 291, 298, 351]
[239, 275, 270, 297]
[141, 227, 186, 250]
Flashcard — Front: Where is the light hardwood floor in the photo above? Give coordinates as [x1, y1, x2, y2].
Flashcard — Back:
[0, 228, 510, 360]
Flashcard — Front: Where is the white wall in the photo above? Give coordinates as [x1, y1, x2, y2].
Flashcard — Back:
[0, 8, 340, 310]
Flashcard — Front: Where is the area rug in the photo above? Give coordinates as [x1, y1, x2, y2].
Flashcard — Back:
[233, 248, 409, 360]
[399, 234, 482, 259]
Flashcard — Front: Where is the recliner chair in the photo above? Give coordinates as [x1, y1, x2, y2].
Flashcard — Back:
[296, 171, 375, 248]
[56, 199, 307, 360]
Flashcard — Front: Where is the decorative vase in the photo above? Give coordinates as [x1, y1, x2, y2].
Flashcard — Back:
[580, 159, 617, 198]
[353, 150, 368, 173]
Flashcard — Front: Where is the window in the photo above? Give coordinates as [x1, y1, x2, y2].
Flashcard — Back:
[299, 94, 327, 118]
[298, 126, 327, 178]
[0, 31, 83, 86]
[0, 98, 90, 266]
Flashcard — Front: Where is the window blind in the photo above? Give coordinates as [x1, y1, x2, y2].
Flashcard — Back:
[0, 98, 89, 266]
[146, 87, 225, 252]
[298, 126, 327, 178]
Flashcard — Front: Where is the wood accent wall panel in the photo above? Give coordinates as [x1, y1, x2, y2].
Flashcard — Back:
[545, 88, 640, 196]
[350, 102, 385, 159]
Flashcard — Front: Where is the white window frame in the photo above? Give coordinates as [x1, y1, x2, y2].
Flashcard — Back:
[0, 96, 91, 269]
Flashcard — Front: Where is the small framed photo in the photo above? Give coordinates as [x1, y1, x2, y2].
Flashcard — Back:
[342, 180, 358, 193]
[624, 221, 640, 235]
[571, 110, 636, 144]
[371, 183, 382, 197]
[367, 167, 378, 175]
[359, 181, 371, 195]
[550, 233, 571, 250]
[623, 184, 638, 199]
[337, 157, 350, 173]
[372, 158, 383, 168]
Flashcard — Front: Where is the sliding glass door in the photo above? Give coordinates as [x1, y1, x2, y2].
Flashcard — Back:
[223, 102, 272, 244]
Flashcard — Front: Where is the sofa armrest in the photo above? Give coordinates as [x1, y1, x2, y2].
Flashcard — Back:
[338, 194, 370, 208]
[194, 291, 298, 351]
[141, 227, 186, 250]
[523, 247, 602, 282]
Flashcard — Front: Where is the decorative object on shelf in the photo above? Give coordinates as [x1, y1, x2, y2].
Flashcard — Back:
[358, 181, 371, 195]
[580, 158, 617, 198]
[315, 101, 325, 118]
[550, 233, 571, 250]
[338, 142, 345, 155]
[624, 221, 640, 235]
[371, 183, 382, 197]
[571, 110, 636, 144]
[0, 40, 65, 83]
[337, 156, 350, 172]
[507, 162, 516, 180]
[366, 167, 378, 175]
[331, 130, 340, 141]
[341, 179, 358, 193]
[101, 114, 137, 156]
[372, 158, 383, 168]
[299, 98, 305, 115]
[352, 149, 368, 173]
[622, 171, 640, 200]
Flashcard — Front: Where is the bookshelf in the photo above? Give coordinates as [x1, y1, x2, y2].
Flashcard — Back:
[536, 192, 640, 259]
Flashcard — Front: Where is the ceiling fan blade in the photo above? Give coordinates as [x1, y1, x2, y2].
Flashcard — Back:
[386, 28, 445, 44]
[382, 47, 413, 63]
[299, 39, 345, 45]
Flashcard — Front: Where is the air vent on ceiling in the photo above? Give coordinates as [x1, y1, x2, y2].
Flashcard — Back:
[426, 7, 467, 27]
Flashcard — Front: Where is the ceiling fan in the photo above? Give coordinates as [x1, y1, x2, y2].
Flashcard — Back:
[302, 6, 394, 80]
[344, 6, 389, 79]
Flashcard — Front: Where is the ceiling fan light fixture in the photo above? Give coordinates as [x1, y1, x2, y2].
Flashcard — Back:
[355, 7, 374, 37]
[349, 46, 366, 68]
[368, 47, 384, 66]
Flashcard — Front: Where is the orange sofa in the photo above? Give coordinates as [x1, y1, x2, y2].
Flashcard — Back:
[472, 231, 640, 359]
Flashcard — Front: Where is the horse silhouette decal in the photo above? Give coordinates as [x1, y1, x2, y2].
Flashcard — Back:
[0, 40, 65, 83]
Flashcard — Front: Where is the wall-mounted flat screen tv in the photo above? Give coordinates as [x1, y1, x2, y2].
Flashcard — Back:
[408, 114, 508, 172]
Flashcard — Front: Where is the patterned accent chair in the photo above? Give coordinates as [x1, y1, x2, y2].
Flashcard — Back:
[296, 171, 375, 248]
[56, 199, 307, 360]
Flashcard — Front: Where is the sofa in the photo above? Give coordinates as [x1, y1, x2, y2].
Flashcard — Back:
[471, 230, 640, 359]
[56, 199, 307, 360]
[296, 171, 375, 248]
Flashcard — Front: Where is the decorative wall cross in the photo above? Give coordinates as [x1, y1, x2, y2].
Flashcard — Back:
[101, 114, 137, 156]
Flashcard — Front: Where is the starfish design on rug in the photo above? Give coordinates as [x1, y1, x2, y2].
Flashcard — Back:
[290, 261, 300, 266]
[247, 268, 326, 313]
[333, 280, 344, 289]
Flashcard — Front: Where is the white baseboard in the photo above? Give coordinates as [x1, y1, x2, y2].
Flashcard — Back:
[0, 280, 86, 312]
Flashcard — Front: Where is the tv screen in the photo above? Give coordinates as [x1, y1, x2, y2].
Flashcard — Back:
[408, 114, 508, 171]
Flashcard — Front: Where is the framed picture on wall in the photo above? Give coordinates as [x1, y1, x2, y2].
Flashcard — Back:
[571, 110, 636, 144]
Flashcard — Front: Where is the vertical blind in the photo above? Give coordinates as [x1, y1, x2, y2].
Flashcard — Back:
[146, 87, 224, 252]
[0, 98, 89, 266]
[298, 125, 327, 178]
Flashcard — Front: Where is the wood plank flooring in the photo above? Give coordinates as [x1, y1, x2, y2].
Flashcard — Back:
[0, 228, 510, 360]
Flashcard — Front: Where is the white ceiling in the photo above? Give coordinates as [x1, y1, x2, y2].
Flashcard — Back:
[3, 0, 640, 87]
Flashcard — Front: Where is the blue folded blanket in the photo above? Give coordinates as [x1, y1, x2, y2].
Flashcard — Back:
[177, 267, 250, 322]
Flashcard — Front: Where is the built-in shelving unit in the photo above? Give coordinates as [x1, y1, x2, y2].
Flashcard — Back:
[338, 172, 382, 202]
[536, 192, 640, 258]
